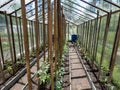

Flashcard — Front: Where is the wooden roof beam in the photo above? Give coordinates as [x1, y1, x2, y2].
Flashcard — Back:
[103, 0, 120, 8]
[66, 0, 97, 15]
[61, 2, 96, 18]
[10, 0, 35, 14]
[0, 0, 14, 8]
[80, 0, 109, 13]
[63, 6, 92, 20]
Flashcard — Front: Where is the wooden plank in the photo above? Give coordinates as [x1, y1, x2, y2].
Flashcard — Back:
[98, 12, 112, 79]
[15, 11, 22, 60]
[31, 21, 34, 51]
[0, 0, 14, 8]
[19, 18, 24, 58]
[35, 0, 40, 89]
[108, 14, 120, 82]
[21, 0, 32, 90]
[94, 16, 102, 62]
[42, 0, 46, 61]
[9, 15, 16, 63]
[0, 36, 5, 81]
[48, 0, 54, 89]
[54, 0, 58, 76]
[5, 12, 14, 64]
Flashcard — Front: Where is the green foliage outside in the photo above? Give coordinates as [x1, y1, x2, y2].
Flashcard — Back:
[77, 12, 120, 89]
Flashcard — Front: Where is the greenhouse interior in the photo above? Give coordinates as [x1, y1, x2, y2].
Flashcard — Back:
[0, 0, 120, 90]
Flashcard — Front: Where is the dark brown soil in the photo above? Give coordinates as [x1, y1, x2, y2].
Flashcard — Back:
[63, 54, 70, 90]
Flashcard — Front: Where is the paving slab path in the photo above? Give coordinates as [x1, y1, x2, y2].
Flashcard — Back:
[69, 44, 91, 90]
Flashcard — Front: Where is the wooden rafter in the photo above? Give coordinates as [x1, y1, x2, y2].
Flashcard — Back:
[0, 0, 14, 8]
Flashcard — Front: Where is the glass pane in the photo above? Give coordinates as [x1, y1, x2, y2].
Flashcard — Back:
[96, 16, 107, 65]
[101, 12, 119, 79]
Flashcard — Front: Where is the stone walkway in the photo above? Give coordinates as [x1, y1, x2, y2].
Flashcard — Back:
[69, 45, 91, 90]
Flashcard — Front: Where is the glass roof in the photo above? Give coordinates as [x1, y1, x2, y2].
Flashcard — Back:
[62, 0, 120, 25]
[0, 0, 120, 25]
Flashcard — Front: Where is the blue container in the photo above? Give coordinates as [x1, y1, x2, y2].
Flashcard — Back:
[71, 34, 77, 42]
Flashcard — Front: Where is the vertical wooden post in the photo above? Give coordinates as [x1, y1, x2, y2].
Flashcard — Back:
[31, 21, 34, 51]
[98, 12, 111, 79]
[10, 15, 16, 63]
[5, 12, 14, 64]
[95, 16, 102, 63]
[0, 56, 5, 81]
[91, 20, 95, 56]
[19, 18, 24, 58]
[57, 0, 61, 61]
[48, 0, 54, 90]
[86, 21, 90, 51]
[0, 36, 5, 80]
[68, 23, 69, 41]
[38, 23, 40, 45]
[85, 22, 89, 51]
[92, 11, 99, 67]
[21, 0, 32, 90]
[60, 7, 63, 58]
[35, 0, 40, 89]
[15, 11, 22, 60]
[29, 21, 32, 52]
[88, 20, 92, 53]
[82, 24, 84, 47]
[54, 0, 58, 76]
[42, 0, 46, 61]
[108, 14, 120, 82]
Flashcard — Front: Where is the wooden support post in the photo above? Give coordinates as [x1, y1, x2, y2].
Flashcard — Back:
[42, 0, 46, 61]
[95, 17, 101, 64]
[82, 23, 85, 47]
[57, 0, 61, 62]
[88, 20, 92, 53]
[29, 21, 32, 52]
[15, 11, 22, 60]
[92, 11, 99, 67]
[85, 22, 88, 51]
[98, 12, 111, 79]
[91, 20, 95, 56]
[81, 24, 84, 47]
[48, 0, 54, 90]
[10, 15, 17, 63]
[86, 21, 90, 51]
[31, 21, 34, 51]
[60, 7, 63, 58]
[95, 15, 102, 63]
[19, 18, 24, 58]
[68, 23, 69, 41]
[4, 12, 14, 64]
[38, 23, 40, 45]
[0, 55, 5, 82]
[90, 20, 94, 55]
[0, 36, 5, 80]
[35, 0, 40, 89]
[21, 0, 32, 90]
[108, 14, 120, 82]
[54, 0, 58, 78]
[85, 22, 87, 51]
